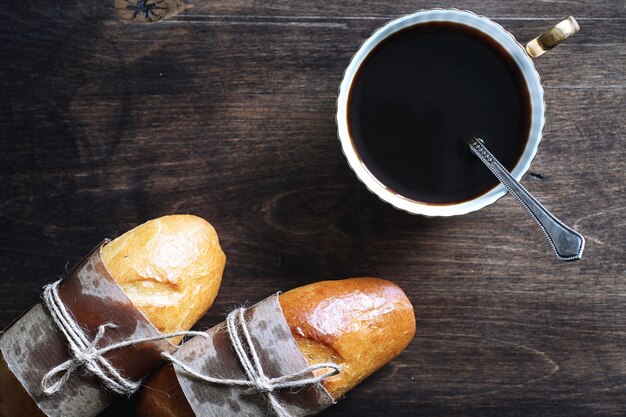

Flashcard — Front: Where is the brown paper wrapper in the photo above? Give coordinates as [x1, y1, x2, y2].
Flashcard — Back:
[172, 295, 334, 417]
[0, 242, 174, 417]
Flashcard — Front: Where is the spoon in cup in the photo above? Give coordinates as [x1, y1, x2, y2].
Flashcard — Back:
[466, 136, 585, 261]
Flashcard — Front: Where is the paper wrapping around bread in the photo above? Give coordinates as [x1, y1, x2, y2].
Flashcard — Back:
[0, 243, 174, 417]
[171, 294, 334, 417]
[137, 278, 416, 417]
[0, 214, 226, 417]
[101, 214, 226, 336]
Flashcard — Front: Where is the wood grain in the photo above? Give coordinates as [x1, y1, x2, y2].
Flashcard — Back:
[0, 1, 624, 416]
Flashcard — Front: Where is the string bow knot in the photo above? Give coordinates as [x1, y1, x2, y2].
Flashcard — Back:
[41, 280, 208, 396]
[164, 307, 342, 417]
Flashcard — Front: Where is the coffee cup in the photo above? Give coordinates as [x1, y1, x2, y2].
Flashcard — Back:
[336, 9, 579, 217]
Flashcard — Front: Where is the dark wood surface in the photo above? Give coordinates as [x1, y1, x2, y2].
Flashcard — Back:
[1, 1, 625, 416]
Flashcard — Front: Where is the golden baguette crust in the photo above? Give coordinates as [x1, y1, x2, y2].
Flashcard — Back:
[101, 214, 226, 336]
[136, 277, 415, 417]
[0, 214, 225, 417]
[281, 277, 415, 399]
[136, 364, 195, 417]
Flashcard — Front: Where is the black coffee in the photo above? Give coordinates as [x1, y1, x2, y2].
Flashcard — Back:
[348, 22, 531, 204]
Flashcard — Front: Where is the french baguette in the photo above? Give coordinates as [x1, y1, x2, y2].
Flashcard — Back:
[0, 214, 226, 417]
[137, 277, 415, 417]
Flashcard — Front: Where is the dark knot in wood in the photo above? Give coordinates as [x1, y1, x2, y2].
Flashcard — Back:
[125, 0, 166, 22]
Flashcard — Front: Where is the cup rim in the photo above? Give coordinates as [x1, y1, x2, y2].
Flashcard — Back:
[336, 8, 546, 217]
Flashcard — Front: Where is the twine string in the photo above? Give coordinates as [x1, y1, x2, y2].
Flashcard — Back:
[164, 307, 341, 417]
[41, 280, 208, 396]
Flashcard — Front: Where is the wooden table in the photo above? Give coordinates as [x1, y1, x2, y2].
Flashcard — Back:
[1, 1, 624, 416]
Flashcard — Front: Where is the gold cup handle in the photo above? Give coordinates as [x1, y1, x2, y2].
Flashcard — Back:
[526, 16, 580, 58]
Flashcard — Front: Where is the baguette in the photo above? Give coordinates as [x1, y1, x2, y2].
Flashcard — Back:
[137, 277, 415, 417]
[0, 214, 226, 417]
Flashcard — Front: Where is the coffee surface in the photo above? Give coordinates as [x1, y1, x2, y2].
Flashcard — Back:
[348, 22, 531, 204]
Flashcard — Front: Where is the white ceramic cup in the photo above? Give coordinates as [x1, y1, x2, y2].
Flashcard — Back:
[336, 9, 578, 217]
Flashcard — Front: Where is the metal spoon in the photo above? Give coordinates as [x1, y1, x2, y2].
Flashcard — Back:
[467, 136, 585, 261]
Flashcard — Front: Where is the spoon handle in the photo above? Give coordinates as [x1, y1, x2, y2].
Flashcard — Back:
[468, 137, 585, 261]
